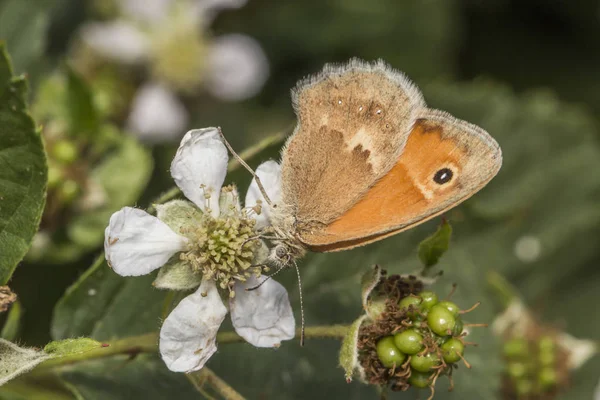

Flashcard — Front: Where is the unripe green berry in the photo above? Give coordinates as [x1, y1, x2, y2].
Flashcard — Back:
[438, 301, 460, 317]
[410, 352, 441, 373]
[452, 317, 464, 336]
[399, 296, 422, 319]
[539, 336, 555, 353]
[47, 165, 63, 189]
[515, 379, 533, 396]
[427, 305, 456, 336]
[59, 180, 81, 203]
[507, 361, 528, 379]
[408, 370, 432, 388]
[441, 338, 464, 364]
[538, 367, 557, 389]
[503, 337, 528, 359]
[376, 336, 407, 368]
[52, 139, 78, 165]
[419, 291, 438, 310]
[394, 329, 424, 355]
[539, 350, 555, 366]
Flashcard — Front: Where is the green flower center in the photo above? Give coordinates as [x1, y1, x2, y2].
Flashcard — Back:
[180, 192, 262, 296]
[150, 7, 208, 91]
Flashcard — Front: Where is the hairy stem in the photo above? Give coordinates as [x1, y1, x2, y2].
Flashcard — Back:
[32, 325, 349, 375]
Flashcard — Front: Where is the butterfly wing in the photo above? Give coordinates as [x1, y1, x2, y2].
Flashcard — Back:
[298, 109, 502, 251]
[280, 59, 425, 229]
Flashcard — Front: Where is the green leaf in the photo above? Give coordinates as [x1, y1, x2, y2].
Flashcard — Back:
[0, 375, 77, 400]
[0, 338, 50, 386]
[43, 338, 105, 358]
[65, 66, 100, 137]
[0, 44, 47, 284]
[0, 0, 54, 75]
[59, 355, 201, 400]
[51, 256, 165, 341]
[417, 220, 452, 268]
[67, 135, 153, 249]
[1, 299, 22, 341]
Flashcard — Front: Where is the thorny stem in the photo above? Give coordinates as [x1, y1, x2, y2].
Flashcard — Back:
[146, 132, 285, 215]
[32, 325, 349, 374]
[187, 368, 246, 400]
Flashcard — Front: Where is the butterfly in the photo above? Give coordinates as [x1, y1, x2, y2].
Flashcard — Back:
[235, 59, 502, 269]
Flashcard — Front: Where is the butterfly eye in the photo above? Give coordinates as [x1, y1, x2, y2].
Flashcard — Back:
[275, 245, 287, 259]
[433, 168, 453, 185]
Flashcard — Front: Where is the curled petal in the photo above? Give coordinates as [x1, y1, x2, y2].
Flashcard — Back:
[244, 160, 281, 229]
[80, 21, 150, 64]
[127, 83, 189, 143]
[159, 280, 227, 372]
[230, 276, 295, 348]
[104, 207, 188, 276]
[170, 128, 228, 217]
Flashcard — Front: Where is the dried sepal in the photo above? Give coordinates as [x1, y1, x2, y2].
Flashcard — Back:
[340, 315, 368, 383]
[361, 265, 386, 320]
[155, 199, 204, 235]
[153, 256, 203, 290]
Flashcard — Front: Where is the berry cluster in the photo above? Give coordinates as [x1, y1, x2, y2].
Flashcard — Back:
[357, 274, 483, 399]
[502, 334, 568, 399]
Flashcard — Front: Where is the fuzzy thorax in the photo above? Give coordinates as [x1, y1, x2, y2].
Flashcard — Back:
[266, 204, 307, 267]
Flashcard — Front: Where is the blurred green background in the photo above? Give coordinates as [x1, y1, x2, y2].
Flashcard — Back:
[0, 0, 599, 399]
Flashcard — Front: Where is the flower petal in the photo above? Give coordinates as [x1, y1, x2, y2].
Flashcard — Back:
[170, 128, 228, 217]
[127, 83, 189, 143]
[119, 0, 172, 23]
[205, 34, 270, 101]
[159, 280, 227, 372]
[244, 160, 281, 229]
[230, 276, 295, 348]
[80, 21, 150, 64]
[104, 207, 188, 276]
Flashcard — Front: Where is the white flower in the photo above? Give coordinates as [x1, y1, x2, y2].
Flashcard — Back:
[205, 34, 270, 101]
[78, 0, 269, 142]
[126, 83, 189, 143]
[104, 127, 294, 373]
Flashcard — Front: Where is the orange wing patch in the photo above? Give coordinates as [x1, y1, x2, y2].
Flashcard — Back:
[298, 118, 485, 251]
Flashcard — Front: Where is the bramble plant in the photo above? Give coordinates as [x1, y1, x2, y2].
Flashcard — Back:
[1, 1, 600, 397]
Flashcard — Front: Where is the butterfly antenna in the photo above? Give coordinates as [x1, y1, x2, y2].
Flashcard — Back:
[246, 264, 285, 291]
[217, 127, 273, 207]
[293, 259, 306, 347]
